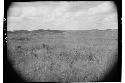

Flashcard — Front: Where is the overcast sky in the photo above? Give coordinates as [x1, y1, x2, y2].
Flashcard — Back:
[7, 1, 117, 31]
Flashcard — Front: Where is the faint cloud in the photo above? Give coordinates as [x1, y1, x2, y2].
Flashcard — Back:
[8, 1, 117, 31]
[88, 2, 114, 15]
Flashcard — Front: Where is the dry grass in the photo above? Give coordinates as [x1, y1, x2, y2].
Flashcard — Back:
[7, 29, 118, 82]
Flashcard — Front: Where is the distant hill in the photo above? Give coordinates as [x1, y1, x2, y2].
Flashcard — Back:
[7, 29, 66, 34]
[7, 29, 117, 35]
[7, 30, 29, 34]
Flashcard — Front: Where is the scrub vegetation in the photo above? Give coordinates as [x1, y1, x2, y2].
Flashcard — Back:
[7, 29, 118, 82]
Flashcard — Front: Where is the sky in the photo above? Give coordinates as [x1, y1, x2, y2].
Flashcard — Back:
[7, 1, 118, 31]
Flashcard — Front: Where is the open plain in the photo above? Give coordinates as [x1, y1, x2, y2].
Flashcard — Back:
[7, 29, 118, 82]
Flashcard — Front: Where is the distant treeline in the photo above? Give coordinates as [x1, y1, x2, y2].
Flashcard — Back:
[7, 29, 66, 34]
[7, 29, 117, 34]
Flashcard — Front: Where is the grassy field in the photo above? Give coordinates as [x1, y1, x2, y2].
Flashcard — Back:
[7, 29, 118, 82]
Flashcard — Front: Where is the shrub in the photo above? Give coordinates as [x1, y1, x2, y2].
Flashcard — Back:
[41, 43, 56, 54]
